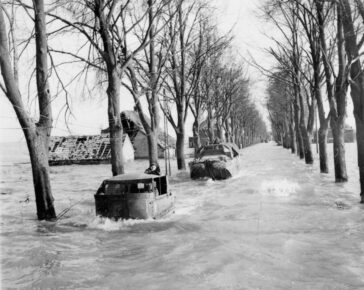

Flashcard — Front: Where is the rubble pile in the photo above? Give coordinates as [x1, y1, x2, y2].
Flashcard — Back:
[49, 135, 111, 163]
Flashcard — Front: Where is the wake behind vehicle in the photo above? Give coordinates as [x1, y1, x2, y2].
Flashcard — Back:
[94, 173, 175, 220]
[189, 143, 240, 180]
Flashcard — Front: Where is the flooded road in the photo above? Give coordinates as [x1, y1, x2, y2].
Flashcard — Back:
[1, 142, 364, 289]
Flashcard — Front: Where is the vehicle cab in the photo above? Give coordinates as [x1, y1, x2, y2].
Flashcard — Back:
[94, 173, 174, 219]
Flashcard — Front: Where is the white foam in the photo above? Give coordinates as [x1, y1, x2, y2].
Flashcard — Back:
[88, 216, 156, 231]
[260, 179, 299, 197]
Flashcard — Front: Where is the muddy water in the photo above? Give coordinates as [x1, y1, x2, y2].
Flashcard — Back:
[1, 143, 364, 289]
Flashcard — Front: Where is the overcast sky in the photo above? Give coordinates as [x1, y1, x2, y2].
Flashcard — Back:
[0, 0, 355, 143]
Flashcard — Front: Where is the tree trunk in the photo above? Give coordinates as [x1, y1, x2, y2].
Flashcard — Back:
[289, 122, 296, 154]
[294, 99, 304, 159]
[224, 118, 230, 142]
[192, 119, 201, 157]
[0, 1, 56, 220]
[207, 108, 214, 143]
[216, 117, 224, 141]
[318, 124, 329, 173]
[107, 71, 124, 176]
[316, 75, 329, 173]
[331, 116, 348, 182]
[299, 92, 314, 164]
[356, 118, 364, 203]
[26, 129, 56, 220]
[147, 129, 159, 166]
[147, 0, 160, 167]
[330, 4, 348, 183]
[300, 124, 313, 164]
[289, 103, 296, 154]
[176, 130, 186, 170]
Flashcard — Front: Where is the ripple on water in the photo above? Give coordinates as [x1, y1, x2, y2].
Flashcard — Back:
[1, 143, 364, 289]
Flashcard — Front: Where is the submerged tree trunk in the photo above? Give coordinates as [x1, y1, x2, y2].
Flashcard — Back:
[330, 5, 347, 182]
[176, 130, 186, 170]
[356, 119, 364, 203]
[26, 130, 56, 220]
[300, 120, 313, 163]
[207, 107, 214, 143]
[147, 130, 159, 166]
[298, 91, 314, 164]
[283, 117, 291, 149]
[146, 0, 160, 168]
[318, 124, 329, 173]
[0, 1, 56, 220]
[192, 119, 201, 157]
[340, 0, 364, 202]
[316, 74, 329, 173]
[289, 122, 296, 154]
[216, 117, 224, 141]
[289, 103, 296, 154]
[331, 116, 348, 182]
[107, 71, 124, 176]
[294, 97, 304, 159]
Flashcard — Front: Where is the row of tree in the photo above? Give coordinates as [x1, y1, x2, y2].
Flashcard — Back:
[0, 0, 266, 220]
[264, 0, 364, 203]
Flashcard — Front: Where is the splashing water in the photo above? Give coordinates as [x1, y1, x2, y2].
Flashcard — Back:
[260, 179, 300, 197]
[1, 142, 364, 289]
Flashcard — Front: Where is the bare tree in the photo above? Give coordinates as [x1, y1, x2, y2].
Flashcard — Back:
[295, 0, 330, 172]
[123, 0, 176, 168]
[0, 0, 56, 220]
[340, 0, 364, 202]
[43, 0, 162, 176]
[315, 0, 348, 182]
[263, 1, 314, 161]
[188, 16, 230, 155]
[160, 0, 206, 170]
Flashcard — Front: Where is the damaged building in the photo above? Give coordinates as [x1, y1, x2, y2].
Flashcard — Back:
[48, 110, 175, 165]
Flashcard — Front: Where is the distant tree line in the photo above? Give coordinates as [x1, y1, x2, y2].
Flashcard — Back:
[263, 0, 364, 203]
[0, 0, 267, 220]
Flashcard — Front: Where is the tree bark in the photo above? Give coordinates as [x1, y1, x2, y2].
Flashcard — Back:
[26, 130, 56, 220]
[331, 116, 348, 182]
[176, 130, 186, 170]
[294, 96, 305, 159]
[318, 124, 329, 173]
[298, 90, 314, 163]
[192, 119, 201, 157]
[207, 106, 214, 143]
[356, 119, 364, 203]
[316, 66, 329, 173]
[107, 70, 124, 176]
[147, 129, 159, 166]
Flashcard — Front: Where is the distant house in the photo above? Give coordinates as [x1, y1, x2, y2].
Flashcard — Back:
[49, 133, 134, 165]
[103, 110, 176, 159]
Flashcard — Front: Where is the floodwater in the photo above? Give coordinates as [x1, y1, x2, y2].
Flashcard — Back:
[1, 142, 364, 289]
